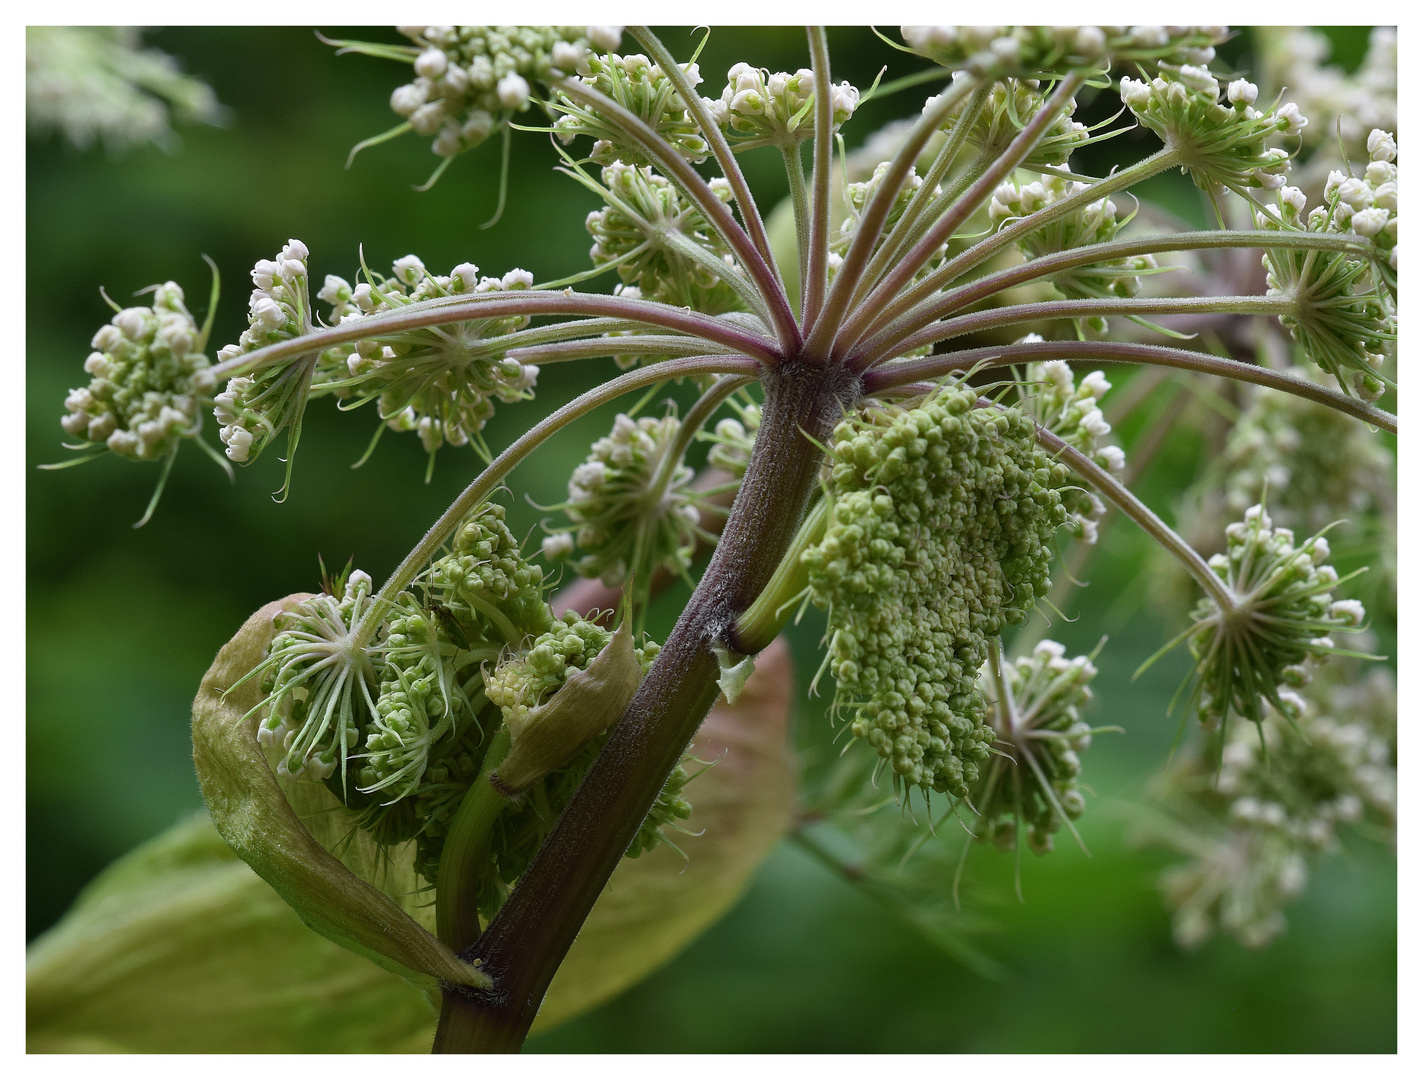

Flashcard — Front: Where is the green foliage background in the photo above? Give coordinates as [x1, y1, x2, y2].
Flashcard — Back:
[27, 27, 1394, 1052]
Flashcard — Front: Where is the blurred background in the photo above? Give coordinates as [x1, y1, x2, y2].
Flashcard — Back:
[27, 26, 1394, 1052]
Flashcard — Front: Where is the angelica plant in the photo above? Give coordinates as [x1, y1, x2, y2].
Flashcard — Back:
[37, 24, 1397, 1054]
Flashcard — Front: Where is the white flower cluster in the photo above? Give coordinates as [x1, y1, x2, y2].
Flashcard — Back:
[1253, 149, 1396, 401]
[1258, 27, 1395, 161]
[1017, 351, 1124, 544]
[387, 26, 620, 159]
[1323, 130, 1398, 276]
[553, 51, 709, 167]
[322, 255, 539, 456]
[586, 162, 743, 314]
[542, 412, 710, 593]
[973, 640, 1100, 855]
[26, 26, 222, 152]
[990, 176, 1157, 314]
[829, 160, 944, 291]
[1159, 662, 1395, 950]
[901, 25, 1228, 79]
[702, 62, 857, 148]
[929, 78, 1090, 172]
[62, 282, 214, 460]
[1120, 67, 1306, 195]
[1189, 504, 1362, 732]
[212, 239, 313, 463]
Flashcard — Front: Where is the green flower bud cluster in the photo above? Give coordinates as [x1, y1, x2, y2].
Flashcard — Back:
[323, 255, 540, 456]
[387, 26, 619, 159]
[1218, 368, 1393, 535]
[553, 51, 709, 168]
[1015, 351, 1124, 544]
[213, 239, 316, 465]
[930, 78, 1090, 171]
[803, 386, 1069, 796]
[62, 281, 214, 460]
[901, 25, 1228, 80]
[26, 26, 222, 153]
[256, 568, 381, 785]
[479, 614, 678, 911]
[586, 163, 745, 314]
[830, 161, 945, 293]
[973, 640, 1100, 855]
[1120, 67, 1306, 195]
[1156, 660, 1394, 950]
[702, 62, 858, 149]
[1255, 181, 1394, 401]
[990, 175, 1158, 312]
[702, 399, 761, 479]
[359, 597, 479, 803]
[542, 411, 713, 594]
[428, 502, 555, 644]
[1187, 503, 1362, 732]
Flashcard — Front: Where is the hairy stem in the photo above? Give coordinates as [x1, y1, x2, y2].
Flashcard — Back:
[846, 146, 1181, 356]
[1031, 425, 1232, 610]
[209, 290, 780, 383]
[834, 74, 1087, 362]
[801, 27, 834, 327]
[554, 78, 801, 353]
[433, 359, 860, 1052]
[862, 339, 1396, 433]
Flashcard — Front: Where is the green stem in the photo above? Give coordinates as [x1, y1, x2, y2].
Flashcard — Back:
[435, 730, 512, 953]
[731, 495, 827, 653]
[882, 294, 1292, 361]
[860, 339, 1396, 433]
[801, 27, 834, 328]
[1031, 424, 1232, 611]
[780, 141, 811, 310]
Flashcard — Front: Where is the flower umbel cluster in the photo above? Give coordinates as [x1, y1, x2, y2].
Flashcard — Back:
[212, 239, 318, 471]
[1120, 67, 1305, 196]
[900, 25, 1229, 80]
[585, 162, 745, 314]
[61, 281, 214, 462]
[321, 254, 540, 459]
[972, 640, 1101, 855]
[803, 386, 1068, 797]
[990, 177, 1157, 316]
[26, 26, 223, 152]
[1154, 661, 1395, 949]
[703, 62, 858, 149]
[1256, 166, 1396, 400]
[1186, 503, 1362, 732]
[382, 26, 621, 162]
[543, 410, 718, 597]
[553, 50, 708, 167]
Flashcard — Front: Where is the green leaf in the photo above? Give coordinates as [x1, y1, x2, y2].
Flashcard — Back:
[190, 596, 487, 995]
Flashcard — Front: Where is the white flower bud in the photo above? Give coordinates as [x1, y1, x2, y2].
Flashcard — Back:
[1367, 129, 1396, 162]
[586, 26, 622, 52]
[414, 48, 448, 80]
[1349, 208, 1390, 237]
[497, 73, 530, 110]
[1227, 79, 1258, 106]
[115, 308, 150, 340]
